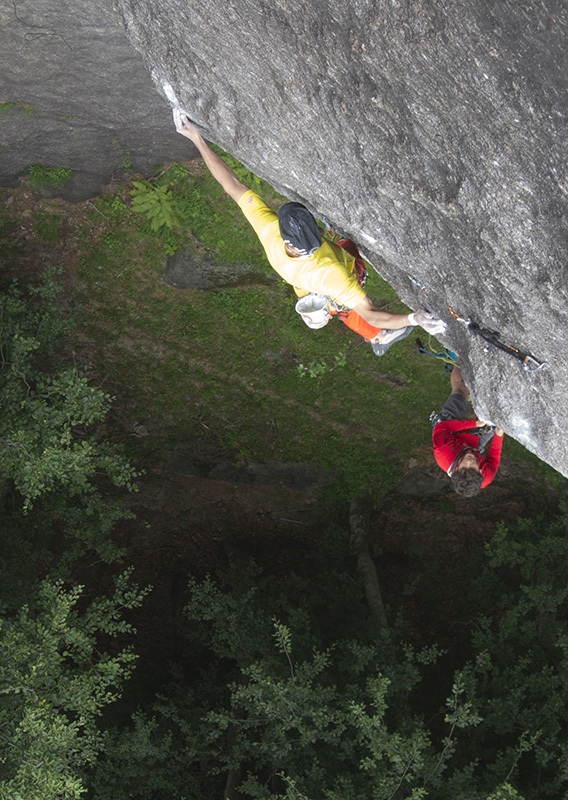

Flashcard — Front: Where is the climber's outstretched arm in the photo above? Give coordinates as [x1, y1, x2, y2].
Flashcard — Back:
[173, 111, 248, 203]
[353, 298, 447, 334]
[352, 296, 413, 330]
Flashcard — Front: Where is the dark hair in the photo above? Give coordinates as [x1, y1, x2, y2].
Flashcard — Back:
[450, 467, 484, 497]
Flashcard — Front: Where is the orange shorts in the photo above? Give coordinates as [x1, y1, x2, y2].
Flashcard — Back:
[331, 308, 381, 340]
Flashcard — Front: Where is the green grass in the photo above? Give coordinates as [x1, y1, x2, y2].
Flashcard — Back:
[34, 210, 63, 242]
[28, 164, 72, 188]
[3, 157, 564, 510]
[0, 102, 35, 115]
[69, 175, 448, 500]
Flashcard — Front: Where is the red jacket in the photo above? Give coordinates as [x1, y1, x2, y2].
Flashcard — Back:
[432, 419, 503, 488]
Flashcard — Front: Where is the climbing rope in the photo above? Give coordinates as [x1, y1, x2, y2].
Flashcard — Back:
[416, 335, 458, 370]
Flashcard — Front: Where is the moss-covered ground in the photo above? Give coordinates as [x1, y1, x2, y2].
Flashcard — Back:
[1, 156, 562, 523]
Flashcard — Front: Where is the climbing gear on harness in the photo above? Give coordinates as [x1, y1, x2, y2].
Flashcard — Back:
[450, 423, 496, 453]
[430, 413, 495, 454]
[429, 410, 442, 427]
[416, 337, 458, 371]
[448, 307, 547, 373]
[334, 237, 368, 286]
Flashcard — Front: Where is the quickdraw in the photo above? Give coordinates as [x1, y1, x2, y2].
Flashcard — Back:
[447, 307, 547, 373]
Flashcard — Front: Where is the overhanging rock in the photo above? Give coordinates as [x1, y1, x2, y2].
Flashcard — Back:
[116, 0, 568, 478]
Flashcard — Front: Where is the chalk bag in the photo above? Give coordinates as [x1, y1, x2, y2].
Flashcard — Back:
[295, 294, 332, 329]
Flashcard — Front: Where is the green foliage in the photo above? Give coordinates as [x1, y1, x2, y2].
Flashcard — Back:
[90, 554, 495, 800]
[128, 164, 207, 255]
[3, 369, 120, 507]
[466, 512, 568, 797]
[0, 102, 35, 115]
[0, 203, 25, 267]
[88, 710, 202, 800]
[0, 269, 138, 563]
[123, 149, 132, 172]
[0, 569, 150, 800]
[34, 210, 63, 242]
[88, 505, 568, 800]
[297, 359, 328, 379]
[4, 160, 568, 800]
[94, 193, 129, 222]
[28, 164, 72, 188]
[130, 180, 178, 232]
[181, 573, 481, 800]
[0, 270, 137, 510]
[297, 348, 348, 378]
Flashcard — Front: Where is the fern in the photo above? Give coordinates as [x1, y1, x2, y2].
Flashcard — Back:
[130, 180, 178, 232]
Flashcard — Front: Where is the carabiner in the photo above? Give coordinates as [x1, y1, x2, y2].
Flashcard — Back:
[522, 355, 547, 372]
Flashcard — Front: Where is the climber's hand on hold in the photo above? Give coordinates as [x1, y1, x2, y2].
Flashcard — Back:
[408, 310, 447, 336]
[173, 108, 202, 143]
[476, 419, 504, 437]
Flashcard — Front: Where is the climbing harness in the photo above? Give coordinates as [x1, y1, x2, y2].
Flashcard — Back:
[429, 414, 494, 455]
[335, 237, 368, 287]
[450, 423, 496, 453]
[447, 307, 547, 373]
[429, 413, 494, 438]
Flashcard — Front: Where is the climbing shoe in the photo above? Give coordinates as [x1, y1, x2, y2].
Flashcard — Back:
[371, 325, 415, 356]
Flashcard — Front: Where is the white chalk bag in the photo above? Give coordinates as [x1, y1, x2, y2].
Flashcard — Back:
[295, 293, 332, 329]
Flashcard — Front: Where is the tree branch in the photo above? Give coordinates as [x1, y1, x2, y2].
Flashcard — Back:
[349, 496, 389, 632]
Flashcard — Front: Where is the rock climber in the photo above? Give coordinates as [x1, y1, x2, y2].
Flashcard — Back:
[173, 110, 445, 355]
[432, 365, 504, 497]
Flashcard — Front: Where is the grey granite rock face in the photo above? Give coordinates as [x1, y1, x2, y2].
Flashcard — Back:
[116, 0, 568, 478]
[0, 0, 190, 199]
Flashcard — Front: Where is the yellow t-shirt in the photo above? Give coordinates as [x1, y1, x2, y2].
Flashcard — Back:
[238, 190, 366, 309]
